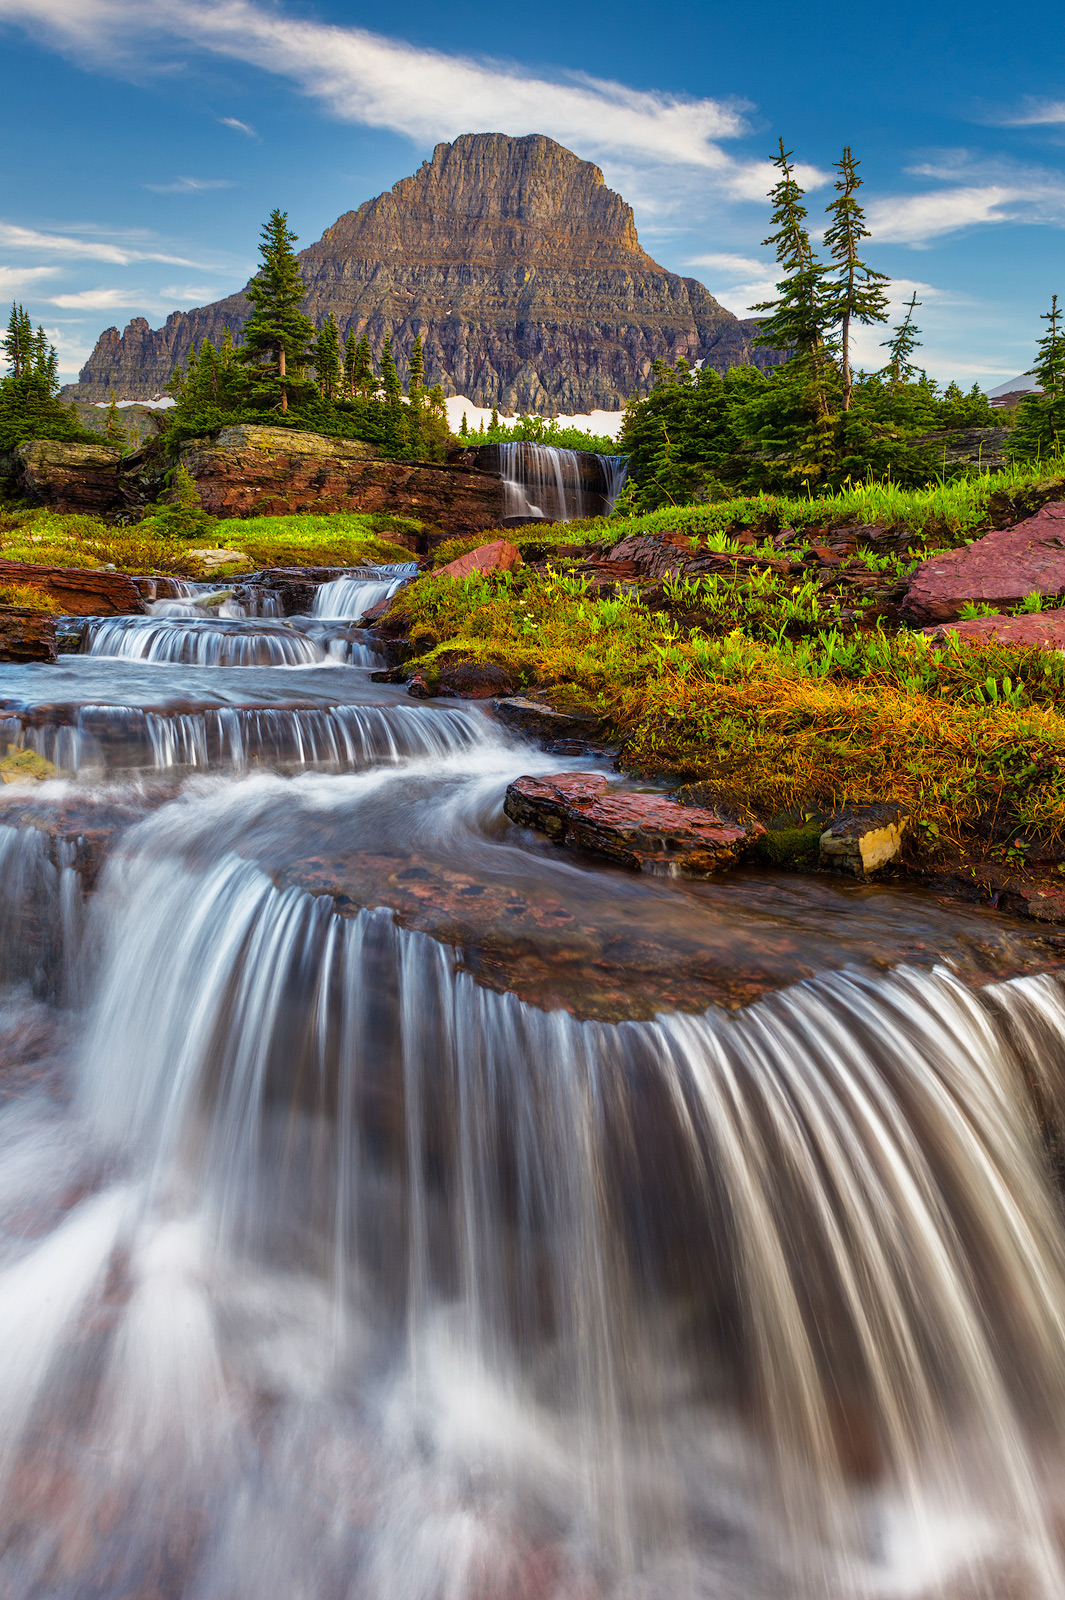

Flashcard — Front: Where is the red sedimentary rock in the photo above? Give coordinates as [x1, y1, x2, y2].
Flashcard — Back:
[922, 612, 1065, 650]
[0, 561, 144, 616]
[503, 771, 764, 875]
[903, 501, 1065, 623]
[436, 540, 523, 579]
[0, 608, 58, 663]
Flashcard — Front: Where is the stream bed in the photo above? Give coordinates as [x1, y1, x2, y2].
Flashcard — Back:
[2, 582, 1065, 1598]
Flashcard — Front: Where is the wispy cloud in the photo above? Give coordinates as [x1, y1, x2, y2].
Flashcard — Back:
[992, 98, 1065, 128]
[0, 0, 775, 187]
[867, 185, 1020, 244]
[143, 176, 234, 194]
[219, 115, 257, 137]
[0, 264, 59, 295]
[0, 220, 203, 266]
[48, 286, 153, 309]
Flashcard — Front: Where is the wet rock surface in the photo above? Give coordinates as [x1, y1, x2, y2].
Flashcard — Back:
[0, 560, 145, 616]
[819, 804, 909, 878]
[0, 609, 58, 664]
[903, 500, 1065, 623]
[504, 771, 766, 876]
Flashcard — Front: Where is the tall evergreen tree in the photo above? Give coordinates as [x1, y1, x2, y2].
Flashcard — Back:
[0, 312, 95, 451]
[352, 333, 375, 399]
[343, 327, 360, 398]
[1009, 294, 1065, 461]
[823, 147, 889, 412]
[406, 332, 426, 455]
[753, 140, 832, 416]
[880, 293, 923, 391]
[2, 305, 33, 379]
[408, 333, 425, 394]
[380, 331, 401, 404]
[103, 389, 126, 443]
[237, 209, 316, 413]
[313, 313, 342, 399]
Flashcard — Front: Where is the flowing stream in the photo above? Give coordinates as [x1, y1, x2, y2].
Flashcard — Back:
[2, 582, 1065, 1598]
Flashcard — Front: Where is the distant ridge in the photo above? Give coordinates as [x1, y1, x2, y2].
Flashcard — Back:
[67, 133, 779, 414]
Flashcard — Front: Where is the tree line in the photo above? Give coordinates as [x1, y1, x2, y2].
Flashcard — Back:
[618, 141, 1065, 508]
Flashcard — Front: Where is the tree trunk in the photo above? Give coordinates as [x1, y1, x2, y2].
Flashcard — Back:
[841, 309, 852, 413]
[279, 344, 288, 414]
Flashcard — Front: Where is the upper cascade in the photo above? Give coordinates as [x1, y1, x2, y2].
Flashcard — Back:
[67, 132, 777, 413]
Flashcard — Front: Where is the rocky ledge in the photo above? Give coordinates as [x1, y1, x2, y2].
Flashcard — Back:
[0, 560, 144, 616]
[903, 500, 1065, 623]
[504, 772, 765, 876]
[3, 439, 125, 514]
[0, 609, 58, 663]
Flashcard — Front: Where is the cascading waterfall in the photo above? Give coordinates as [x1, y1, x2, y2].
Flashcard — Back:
[0, 823, 83, 999]
[313, 564, 420, 620]
[493, 442, 629, 520]
[84, 615, 331, 667]
[0, 701, 488, 776]
[4, 821, 1065, 1598]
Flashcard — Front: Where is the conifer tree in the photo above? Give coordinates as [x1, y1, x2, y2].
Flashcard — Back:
[408, 333, 425, 394]
[753, 140, 832, 416]
[880, 293, 923, 391]
[459, 411, 468, 438]
[313, 313, 342, 399]
[352, 334, 375, 399]
[2, 304, 33, 378]
[380, 331, 401, 406]
[1009, 294, 1065, 461]
[237, 209, 316, 413]
[0, 310, 95, 451]
[343, 328, 360, 398]
[103, 389, 126, 443]
[824, 148, 889, 412]
[405, 332, 426, 455]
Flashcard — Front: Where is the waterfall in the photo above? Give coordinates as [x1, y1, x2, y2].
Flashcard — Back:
[490, 442, 629, 520]
[312, 564, 419, 620]
[0, 702, 489, 776]
[0, 824, 84, 1000]
[3, 802, 1065, 1595]
[83, 616, 330, 667]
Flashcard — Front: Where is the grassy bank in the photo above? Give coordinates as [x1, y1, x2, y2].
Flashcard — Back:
[0, 508, 421, 575]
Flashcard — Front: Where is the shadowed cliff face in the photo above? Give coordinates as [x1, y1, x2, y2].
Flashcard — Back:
[69, 132, 775, 413]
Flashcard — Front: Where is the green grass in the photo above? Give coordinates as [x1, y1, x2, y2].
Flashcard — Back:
[0, 507, 420, 575]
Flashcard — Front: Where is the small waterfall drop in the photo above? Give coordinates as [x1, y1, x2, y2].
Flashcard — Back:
[488, 442, 629, 521]
[312, 564, 419, 620]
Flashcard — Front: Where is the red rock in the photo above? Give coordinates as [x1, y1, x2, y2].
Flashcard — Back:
[997, 884, 1065, 923]
[0, 560, 145, 616]
[503, 772, 764, 875]
[436, 539, 522, 579]
[903, 500, 1065, 623]
[437, 660, 515, 697]
[13, 439, 124, 513]
[922, 612, 1065, 650]
[0, 608, 58, 663]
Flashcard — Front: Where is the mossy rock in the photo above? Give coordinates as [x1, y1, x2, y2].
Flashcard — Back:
[754, 823, 824, 867]
[1, 746, 57, 784]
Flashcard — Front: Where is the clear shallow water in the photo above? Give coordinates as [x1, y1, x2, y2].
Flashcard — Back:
[3, 599, 1065, 1598]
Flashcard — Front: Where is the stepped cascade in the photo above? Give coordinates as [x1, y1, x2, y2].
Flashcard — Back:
[2, 566, 1065, 1598]
[473, 442, 629, 522]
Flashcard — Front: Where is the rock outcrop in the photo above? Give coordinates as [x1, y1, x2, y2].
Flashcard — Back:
[179, 426, 505, 533]
[8, 439, 125, 513]
[436, 539, 521, 579]
[922, 612, 1065, 650]
[68, 133, 778, 413]
[903, 501, 1065, 623]
[0, 560, 144, 616]
[0, 609, 58, 663]
[504, 772, 765, 875]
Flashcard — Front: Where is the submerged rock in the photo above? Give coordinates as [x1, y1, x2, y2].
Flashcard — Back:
[819, 804, 909, 878]
[903, 500, 1065, 623]
[504, 772, 765, 876]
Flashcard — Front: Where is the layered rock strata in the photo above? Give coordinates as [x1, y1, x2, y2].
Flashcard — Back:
[903, 500, 1065, 623]
[180, 427, 505, 533]
[0, 560, 144, 616]
[7, 440, 125, 513]
[69, 133, 776, 412]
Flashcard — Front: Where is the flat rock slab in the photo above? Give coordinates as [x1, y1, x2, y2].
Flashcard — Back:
[504, 771, 764, 876]
[903, 500, 1065, 623]
[0, 560, 144, 616]
[922, 612, 1065, 650]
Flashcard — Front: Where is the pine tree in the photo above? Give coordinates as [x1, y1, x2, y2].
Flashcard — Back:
[380, 331, 401, 405]
[421, 384, 451, 461]
[2, 304, 33, 378]
[237, 209, 316, 413]
[753, 140, 832, 416]
[352, 334, 375, 400]
[459, 411, 468, 438]
[823, 148, 889, 412]
[313, 313, 342, 400]
[343, 327, 360, 398]
[378, 331, 406, 455]
[1009, 294, 1065, 461]
[880, 293, 923, 391]
[0, 317, 96, 452]
[103, 389, 126, 443]
[408, 333, 425, 394]
[406, 332, 426, 456]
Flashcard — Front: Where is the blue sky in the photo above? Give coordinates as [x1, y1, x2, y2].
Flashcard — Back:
[0, 0, 1062, 394]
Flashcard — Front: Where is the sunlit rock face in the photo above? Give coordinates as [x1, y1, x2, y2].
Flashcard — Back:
[68, 133, 777, 411]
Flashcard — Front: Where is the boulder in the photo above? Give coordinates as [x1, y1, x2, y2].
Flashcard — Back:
[213, 424, 378, 459]
[819, 804, 909, 878]
[187, 547, 252, 572]
[0, 609, 58, 663]
[903, 501, 1065, 623]
[922, 612, 1065, 651]
[13, 439, 124, 513]
[997, 884, 1065, 924]
[0, 560, 144, 616]
[437, 660, 515, 698]
[504, 772, 765, 876]
[436, 539, 522, 579]
[493, 698, 597, 743]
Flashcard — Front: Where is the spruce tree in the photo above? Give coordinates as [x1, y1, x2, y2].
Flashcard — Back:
[1009, 294, 1065, 461]
[0, 314, 96, 452]
[237, 209, 316, 413]
[378, 331, 405, 456]
[406, 332, 426, 456]
[753, 140, 832, 416]
[380, 331, 401, 404]
[343, 328, 360, 398]
[313, 313, 342, 400]
[352, 334, 375, 400]
[408, 333, 425, 394]
[823, 148, 889, 412]
[103, 389, 126, 443]
[2, 304, 33, 378]
[880, 293, 923, 391]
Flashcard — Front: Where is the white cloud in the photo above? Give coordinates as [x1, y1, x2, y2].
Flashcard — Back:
[0, 220, 202, 266]
[0, 264, 59, 295]
[0, 0, 775, 184]
[686, 252, 767, 276]
[866, 184, 1022, 243]
[219, 115, 257, 137]
[143, 176, 234, 193]
[47, 286, 150, 308]
[996, 99, 1065, 127]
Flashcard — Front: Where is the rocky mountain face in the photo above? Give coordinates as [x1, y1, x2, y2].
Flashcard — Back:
[68, 133, 777, 413]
